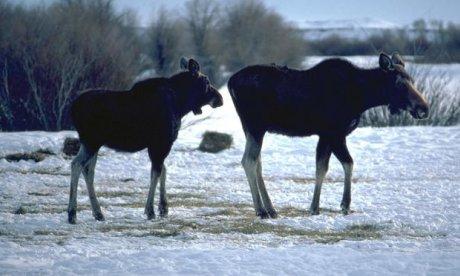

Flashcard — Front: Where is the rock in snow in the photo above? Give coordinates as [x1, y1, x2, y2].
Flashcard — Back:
[198, 131, 233, 153]
[62, 137, 80, 156]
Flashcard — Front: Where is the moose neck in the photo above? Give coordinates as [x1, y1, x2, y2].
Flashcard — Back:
[169, 73, 196, 118]
[355, 67, 390, 113]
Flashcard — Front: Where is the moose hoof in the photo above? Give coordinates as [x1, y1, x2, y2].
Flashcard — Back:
[159, 204, 168, 218]
[94, 212, 105, 221]
[309, 208, 320, 216]
[340, 205, 350, 215]
[268, 209, 278, 219]
[68, 210, 77, 224]
[256, 209, 269, 219]
[145, 210, 156, 220]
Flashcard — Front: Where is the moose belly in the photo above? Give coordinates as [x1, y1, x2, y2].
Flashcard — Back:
[101, 127, 159, 152]
[105, 136, 149, 152]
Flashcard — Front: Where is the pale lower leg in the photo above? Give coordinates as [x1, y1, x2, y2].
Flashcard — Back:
[340, 162, 353, 214]
[145, 166, 160, 220]
[82, 155, 104, 221]
[256, 158, 277, 218]
[242, 134, 267, 218]
[310, 138, 331, 215]
[158, 166, 168, 217]
[68, 145, 93, 224]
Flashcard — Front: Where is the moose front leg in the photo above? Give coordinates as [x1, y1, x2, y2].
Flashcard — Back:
[257, 158, 277, 218]
[242, 132, 268, 218]
[158, 165, 168, 218]
[145, 165, 161, 220]
[310, 137, 332, 215]
[331, 138, 354, 215]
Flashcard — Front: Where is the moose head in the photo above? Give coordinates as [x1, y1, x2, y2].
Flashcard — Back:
[379, 52, 429, 119]
[180, 57, 223, 115]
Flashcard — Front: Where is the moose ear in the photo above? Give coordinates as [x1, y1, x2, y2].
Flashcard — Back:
[391, 52, 405, 67]
[180, 57, 188, 70]
[379, 52, 393, 72]
[188, 58, 200, 76]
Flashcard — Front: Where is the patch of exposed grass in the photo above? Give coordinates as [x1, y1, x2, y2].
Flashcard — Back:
[0, 167, 68, 176]
[14, 204, 90, 214]
[3, 150, 53, 162]
[201, 208, 244, 217]
[33, 229, 68, 236]
[14, 206, 27, 215]
[168, 198, 253, 210]
[96, 219, 198, 239]
[198, 220, 382, 243]
[113, 202, 145, 209]
[0, 229, 14, 236]
[28, 191, 54, 197]
[168, 192, 206, 200]
[120, 178, 135, 183]
[84, 190, 141, 198]
[387, 223, 448, 239]
[287, 176, 374, 184]
[125, 229, 182, 238]
[56, 239, 67, 246]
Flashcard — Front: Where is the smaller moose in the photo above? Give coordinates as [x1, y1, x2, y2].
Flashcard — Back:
[68, 58, 223, 224]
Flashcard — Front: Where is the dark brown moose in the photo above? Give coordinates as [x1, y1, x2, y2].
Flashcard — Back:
[228, 52, 429, 218]
[68, 58, 223, 224]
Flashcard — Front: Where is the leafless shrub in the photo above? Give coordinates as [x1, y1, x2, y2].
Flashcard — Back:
[219, 0, 306, 72]
[145, 9, 185, 77]
[0, 0, 142, 130]
[184, 0, 223, 86]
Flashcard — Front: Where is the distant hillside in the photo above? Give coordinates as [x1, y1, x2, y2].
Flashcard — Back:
[296, 18, 437, 41]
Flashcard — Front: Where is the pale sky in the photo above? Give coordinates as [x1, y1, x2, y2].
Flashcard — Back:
[12, 0, 460, 27]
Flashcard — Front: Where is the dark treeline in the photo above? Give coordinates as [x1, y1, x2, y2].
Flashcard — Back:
[307, 19, 460, 63]
[0, 0, 141, 130]
[0, 0, 459, 131]
[0, 0, 305, 131]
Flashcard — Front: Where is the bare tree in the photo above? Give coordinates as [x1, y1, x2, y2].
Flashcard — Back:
[220, 0, 305, 72]
[185, 0, 222, 85]
[0, 60, 13, 129]
[146, 9, 185, 77]
[0, 0, 142, 130]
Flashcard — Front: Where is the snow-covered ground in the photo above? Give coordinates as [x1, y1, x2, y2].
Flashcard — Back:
[1, 80, 460, 273]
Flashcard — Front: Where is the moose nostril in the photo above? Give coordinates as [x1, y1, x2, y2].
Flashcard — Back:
[418, 107, 428, 118]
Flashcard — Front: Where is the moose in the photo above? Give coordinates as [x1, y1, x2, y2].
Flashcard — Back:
[228, 52, 429, 218]
[68, 58, 223, 224]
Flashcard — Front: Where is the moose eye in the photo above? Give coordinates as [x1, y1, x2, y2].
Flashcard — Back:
[395, 76, 406, 88]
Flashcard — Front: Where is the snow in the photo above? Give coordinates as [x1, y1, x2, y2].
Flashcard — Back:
[298, 18, 401, 30]
[1, 61, 460, 274]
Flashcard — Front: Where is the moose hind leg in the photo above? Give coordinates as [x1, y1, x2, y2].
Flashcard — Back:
[145, 146, 169, 220]
[242, 133, 268, 218]
[310, 137, 332, 215]
[145, 166, 161, 220]
[82, 154, 104, 221]
[331, 138, 353, 214]
[158, 165, 168, 218]
[68, 144, 96, 224]
[257, 158, 277, 218]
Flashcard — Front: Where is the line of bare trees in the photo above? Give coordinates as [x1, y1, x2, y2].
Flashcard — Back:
[145, 0, 305, 87]
[0, 0, 142, 130]
[0, 0, 305, 131]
